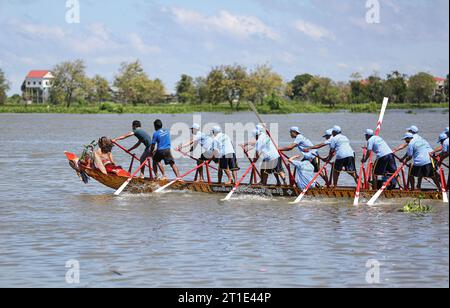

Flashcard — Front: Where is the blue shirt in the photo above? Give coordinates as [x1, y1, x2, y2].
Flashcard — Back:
[152, 129, 171, 151]
[294, 134, 318, 156]
[443, 138, 449, 154]
[329, 134, 354, 160]
[292, 160, 316, 190]
[367, 136, 392, 159]
[407, 138, 432, 166]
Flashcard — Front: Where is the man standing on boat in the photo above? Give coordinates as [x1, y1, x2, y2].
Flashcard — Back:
[250, 128, 286, 185]
[113, 120, 153, 179]
[177, 123, 219, 182]
[288, 153, 317, 190]
[400, 133, 441, 190]
[326, 125, 358, 187]
[279, 127, 320, 173]
[361, 129, 398, 189]
[151, 119, 181, 180]
[394, 126, 423, 152]
[212, 126, 239, 185]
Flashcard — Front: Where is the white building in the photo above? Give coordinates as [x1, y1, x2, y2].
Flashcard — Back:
[22, 70, 54, 104]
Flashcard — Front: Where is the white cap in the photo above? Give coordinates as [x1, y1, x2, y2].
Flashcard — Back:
[365, 129, 374, 136]
[323, 129, 333, 137]
[332, 125, 342, 133]
[290, 126, 301, 134]
[256, 124, 265, 131]
[403, 133, 414, 140]
[212, 126, 222, 134]
[252, 128, 262, 137]
[191, 123, 200, 130]
[438, 133, 447, 143]
[407, 126, 419, 134]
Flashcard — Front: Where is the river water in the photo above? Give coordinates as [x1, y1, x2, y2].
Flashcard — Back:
[0, 110, 448, 288]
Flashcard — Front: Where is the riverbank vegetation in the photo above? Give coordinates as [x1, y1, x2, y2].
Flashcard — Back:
[1, 61, 449, 114]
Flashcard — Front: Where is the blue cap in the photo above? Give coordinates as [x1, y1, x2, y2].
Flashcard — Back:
[403, 133, 414, 140]
[407, 126, 419, 134]
[332, 125, 342, 133]
[323, 129, 333, 137]
[438, 133, 447, 143]
[365, 129, 374, 136]
[290, 126, 301, 134]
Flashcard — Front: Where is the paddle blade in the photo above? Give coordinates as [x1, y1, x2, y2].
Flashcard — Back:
[443, 192, 449, 203]
[114, 179, 131, 196]
[155, 180, 177, 193]
[290, 192, 305, 204]
[353, 194, 360, 206]
[221, 189, 236, 202]
[367, 190, 383, 206]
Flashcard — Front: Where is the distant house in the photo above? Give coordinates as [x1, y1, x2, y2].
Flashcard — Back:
[434, 77, 446, 89]
[21, 70, 54, 104]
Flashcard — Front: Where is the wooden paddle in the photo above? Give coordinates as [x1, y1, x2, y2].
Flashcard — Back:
[290, 161, 330, 204]
[221, 165, 254, 201]
[175, 148, 218, 171]
[438, 164, 449, 203]
[114, 160, 148, 196]
[155, 161, 208, 193]
[367, 162, 407, 206]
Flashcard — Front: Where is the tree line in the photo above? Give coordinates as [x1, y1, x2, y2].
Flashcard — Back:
[0, 62, 449, 109]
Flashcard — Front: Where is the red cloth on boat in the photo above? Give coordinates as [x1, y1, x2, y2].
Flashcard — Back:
[105, 163, 127, 175]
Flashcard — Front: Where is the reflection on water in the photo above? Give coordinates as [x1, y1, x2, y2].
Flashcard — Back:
[0, 112, 448, 287]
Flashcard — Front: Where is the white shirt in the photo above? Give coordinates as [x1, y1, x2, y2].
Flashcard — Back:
[256, 134, 280, 162]
[214, 132, 235, 157]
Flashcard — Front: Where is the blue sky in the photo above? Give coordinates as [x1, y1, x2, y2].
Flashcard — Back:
[0, 0, 448, 94]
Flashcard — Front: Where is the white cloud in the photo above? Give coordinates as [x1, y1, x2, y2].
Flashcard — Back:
[128, 33, 161, 55]
[294, 19, 335, 41]
[12, 19, 65, 40]
[170, 7, 279, 40]
[337, 63, 348, 69]
[69, 23, 117, 54]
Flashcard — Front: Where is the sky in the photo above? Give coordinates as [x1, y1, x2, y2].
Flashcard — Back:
[0, 0, 449, 95]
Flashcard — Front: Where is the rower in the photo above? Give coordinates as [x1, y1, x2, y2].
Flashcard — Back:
[279, 127, 320, 173]
[400, 133, 441, 191]
[151, 119, 181, 180]
[325, 125, 358, 187]
[434, 132, 449, 190]
[394, 125, 423, 152]
[178, 123, 218, 182]
[113, 120, 153, 179]
[288, 153, 317, 190]
[361, 129, 399, 189]
[306, 129, 334, 151]
[251, 128, 286, 185]
[212, 126, 239, 185]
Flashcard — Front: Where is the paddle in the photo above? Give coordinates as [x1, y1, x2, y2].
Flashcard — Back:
[438, 164, 449, 203]
[290, 161, 330, 204]
[353, 148, 368, 206]
[155, 161, 208, 193]
[114, 159, 148, 196]
[221, 165, 255, 201]
[247, 101, 296, 186]
[363, 97, 389, 190]
[113, 141, 153, 171]
[175, 148, 218, 171]
[367, 162, 407, 206]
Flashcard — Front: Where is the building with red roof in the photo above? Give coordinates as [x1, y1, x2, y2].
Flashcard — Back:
[22, 70, 54, 104]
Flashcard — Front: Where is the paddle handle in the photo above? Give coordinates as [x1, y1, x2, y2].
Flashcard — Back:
[155, 161, 208, 193]
[367, 162, 406, 205]
[354, 148, 368, 206]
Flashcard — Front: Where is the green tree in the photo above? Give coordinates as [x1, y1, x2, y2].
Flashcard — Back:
[288, 74, 313, 100]
[222, 64, 249, 110]
[206, 67, 227, 105]
[349, 72, 368, 104]
[176, 74, 196, 103]
[50, 60, 87, 107]
[365, 74, 384, 103]
[194, 77, 208, 104]
[407, 72, 436, 105]
[113, 60, 166, 105]
[384, 71, 408, 103]
[0, 69, 10, 105]
[89, 75, 111, 103]
[247, 64, 284, 105]
[303, 76, 341, 108]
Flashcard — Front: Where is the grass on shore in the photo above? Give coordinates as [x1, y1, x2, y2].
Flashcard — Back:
[0, 101, 448, 115]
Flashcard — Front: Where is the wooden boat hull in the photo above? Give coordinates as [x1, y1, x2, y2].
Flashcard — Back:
[66, 152, 443, 201]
